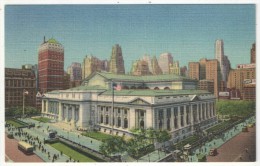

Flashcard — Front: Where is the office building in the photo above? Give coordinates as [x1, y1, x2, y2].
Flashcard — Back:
[109, 44, 125, 74]
[38, 37, 64, 93]
[158, 53, 173, 74]
[5, 68, 36, 110]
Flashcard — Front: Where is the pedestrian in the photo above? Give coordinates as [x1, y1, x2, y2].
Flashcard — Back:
[240, 155, 243, 160]
[91, 140, 93, 144]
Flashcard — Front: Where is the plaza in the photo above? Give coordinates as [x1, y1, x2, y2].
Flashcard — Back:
[5, 115, 255, 162]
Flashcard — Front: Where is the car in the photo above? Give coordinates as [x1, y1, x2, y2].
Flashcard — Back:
[209, 148, 218, 156]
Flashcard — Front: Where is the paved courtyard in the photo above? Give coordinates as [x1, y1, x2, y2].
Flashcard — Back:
[5, 115, 255, 162]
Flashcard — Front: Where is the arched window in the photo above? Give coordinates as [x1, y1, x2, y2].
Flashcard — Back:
[117, 117, 121, 127]
[164, 87, 170, 90]
[154, 87, 159, 90]
[124, 118, 128, 128]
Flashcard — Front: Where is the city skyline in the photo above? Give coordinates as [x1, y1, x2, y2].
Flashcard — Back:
[5, 5, 255, 72]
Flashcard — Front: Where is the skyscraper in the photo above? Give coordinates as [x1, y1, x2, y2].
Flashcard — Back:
[67, 62, 82, 81]
[205, 59, 221, 97]
[109, 44, 125, 74]
[169, 61, 180, 75]
[38, 37, 64, 93]
[188, 62, 200, 80]
[151, 56, 163, 75]
[215, 39, 230, 83]
[158, 52, 173, 74]
[131, 60, 151, 76]
[82, 55, 108, 79]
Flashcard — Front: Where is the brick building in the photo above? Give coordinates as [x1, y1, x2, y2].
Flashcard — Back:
[38, 37, 64, 93]
[5, 68, 36, 110]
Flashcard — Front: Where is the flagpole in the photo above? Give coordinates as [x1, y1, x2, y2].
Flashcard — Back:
[112, 81, 114, 135]
[23, 90, 25, 118]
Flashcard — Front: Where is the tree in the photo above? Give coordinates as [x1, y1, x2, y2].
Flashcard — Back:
[99, 136, 126, 157]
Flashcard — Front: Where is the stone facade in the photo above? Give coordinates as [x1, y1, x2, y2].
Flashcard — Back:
[42, 72, 217, 141]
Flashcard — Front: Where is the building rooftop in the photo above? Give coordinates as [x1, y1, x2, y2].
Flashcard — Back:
[100, 89, 210, 97]
[84, 71, 196, 83]
[47, 38, 60, 44]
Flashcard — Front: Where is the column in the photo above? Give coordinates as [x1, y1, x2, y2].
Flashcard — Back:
[46, 100, 49, 114]
[164, 108, 167, 130]
[204, 103, 207, 120]
[129, 108, 135, 129]
[200, 103, 203, 121]
[178, 106, 181, 128]
[190, 105, 194, 125]
[71, 106, 75, 125]
[209, 103, 212, 117]
[120, 108, 124, 129]
[171, 108, 174, 131]
[210, 102, 213, 117]
[196, 104, 199, 123]
[144, 110, 147, 129]
[41, 100, 45, 113]
[103, 107, 106, 124]
[58, 102, 63, 121]
[183, 105, 187, 127]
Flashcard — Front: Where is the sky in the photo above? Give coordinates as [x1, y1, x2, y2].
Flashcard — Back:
[5, 5, 256, 72]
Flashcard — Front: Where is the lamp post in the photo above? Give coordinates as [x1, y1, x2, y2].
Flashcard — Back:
[23, 89, 28, 118]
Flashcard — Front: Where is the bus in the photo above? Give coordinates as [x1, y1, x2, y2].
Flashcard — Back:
[18, 141, 34, 154]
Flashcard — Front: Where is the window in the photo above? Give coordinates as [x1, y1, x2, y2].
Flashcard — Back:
[124, 118, 128, 128]
[174, 107, 178, 116]
[159, 120, 162, 130]
[124, 109, 127, 115]
[118, 109, 121, 114]
[117, 117, 121, 127]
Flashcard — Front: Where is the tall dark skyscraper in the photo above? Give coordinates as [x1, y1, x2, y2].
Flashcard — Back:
[38, 37, 64, 93]
[109, 44, 125, 74]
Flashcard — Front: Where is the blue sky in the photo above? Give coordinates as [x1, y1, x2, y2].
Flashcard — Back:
[5, 5, 255, 72]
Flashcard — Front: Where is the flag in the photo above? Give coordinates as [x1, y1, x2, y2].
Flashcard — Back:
[23, 90, 29, 95]
[112, 83, 122, 91]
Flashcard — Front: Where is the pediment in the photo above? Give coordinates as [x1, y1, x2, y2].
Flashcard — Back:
[129, 98, 150, 105]
[190, 95, 200, 101]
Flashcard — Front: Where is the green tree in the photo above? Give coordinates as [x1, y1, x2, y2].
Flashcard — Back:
[99, 136, 126, 157]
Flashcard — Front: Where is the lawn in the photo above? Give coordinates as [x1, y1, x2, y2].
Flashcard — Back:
[6, 119, 27, 128]
[50, 142, 97, 162]
[175, 135, 199, 149]
[206, 119, 236, 133]
[82, 131, 114, 142]
[32, 117, 51, 123]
